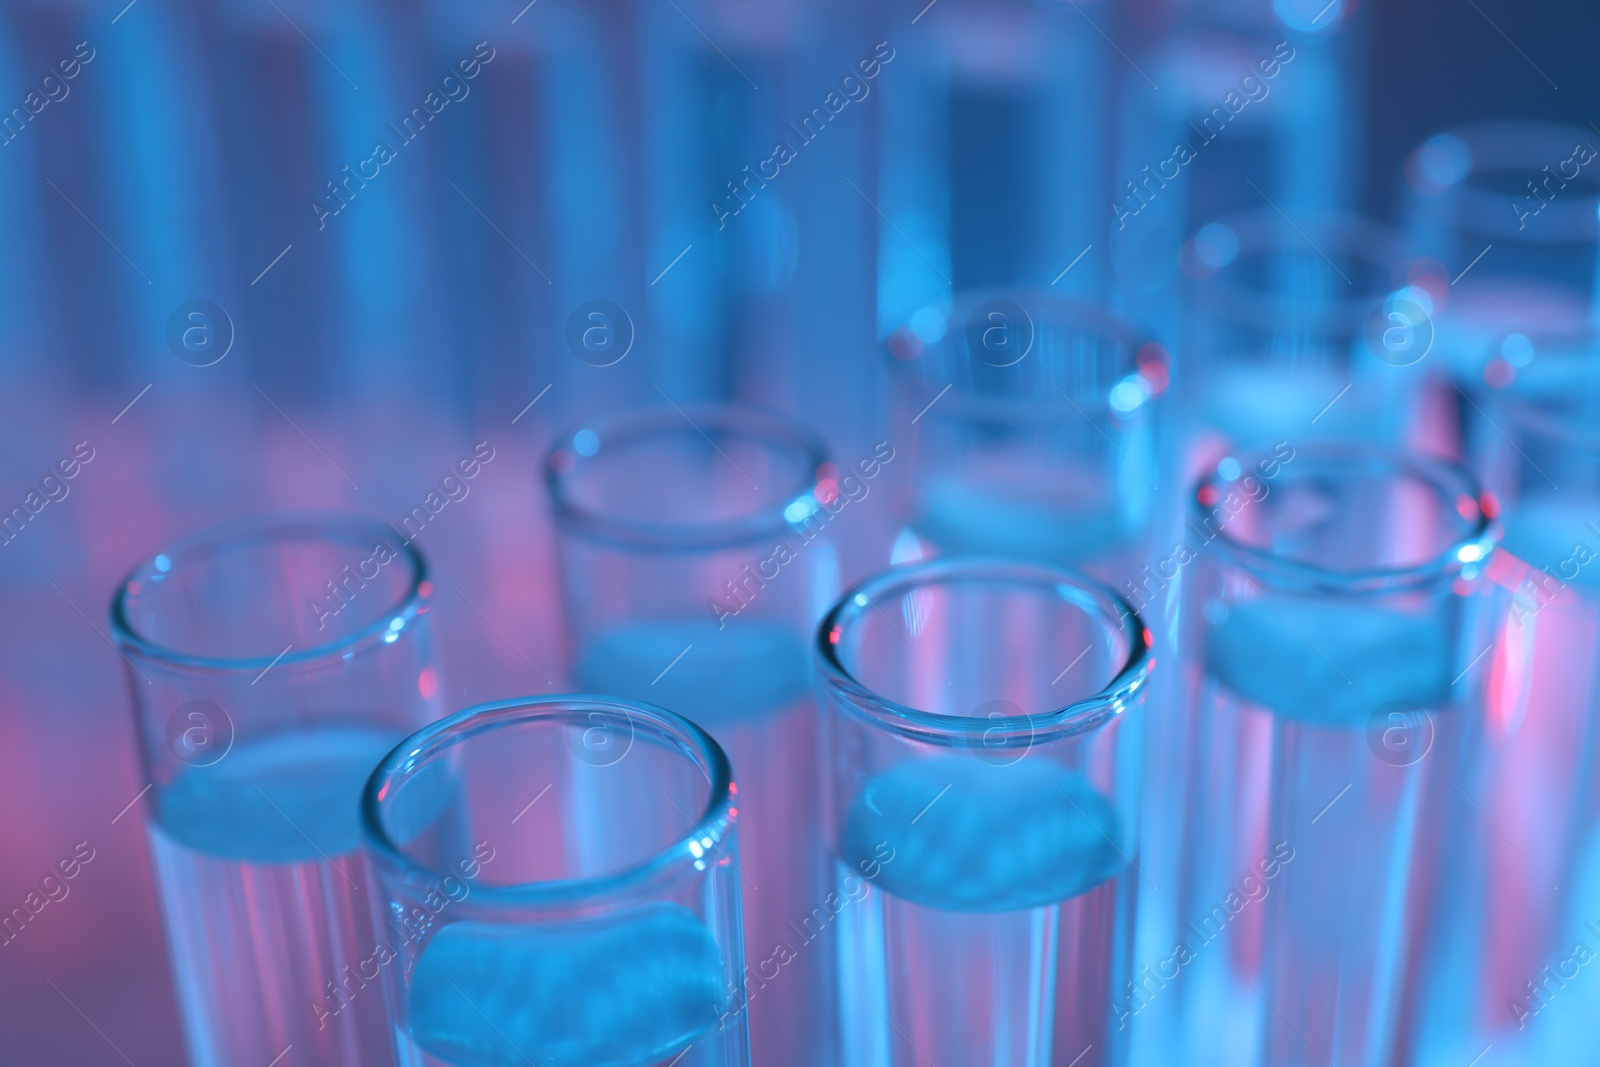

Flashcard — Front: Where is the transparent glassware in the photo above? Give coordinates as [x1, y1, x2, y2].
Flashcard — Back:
[1401, 121, 1600, 459]
[626, 0, 883, 452]
[1405, 328, 1600, 1065]
[816, 558, 1153, 1067]
[873, 0, 1114, 329]
[884, 289, 1169, 584]
[545, 404, 843, 1067]
[109, 514, 444, 1067]
[1148, 444, 1499, 1067]
[1111, 29, 1356, 338]
[360, 695, 751, 1067]
[1177, 209, 1429, 474]
[1404, 121, 1600, 342]
[207, 0, 457, 404]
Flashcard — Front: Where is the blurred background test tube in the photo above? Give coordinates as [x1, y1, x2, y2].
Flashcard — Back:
[817, 558, 1152, 1067]
[1400, 121, 1600, 458]
[439, 0, 885, 454]
[883, 289, 1169, 583]
[1176, 209, 1431, 477]
[1110, 2, 1365, 341]
[545, 405, 844, 1067]
[1147, 445, 1498, 1067]
[1407, 328, 1600, 1065]
[1404, 121, 1600, 338]
[872, 0, 1113, 330]
[360, 695, 750, 1067]
[627, 0, 884, 458]
[109, 514, 443, 1067]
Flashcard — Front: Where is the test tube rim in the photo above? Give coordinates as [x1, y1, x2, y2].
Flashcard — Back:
[1193, 442, 1499, 595]
[108, 510, 430, 675]
[1189, 207, 1406, 328]
[361, 693, 738, 908]
[815, 556, 1153, 747]
[883, 289, 1159, 422]
[545, 403, 831, 552]
[1471, 325, 1600, 454]
[1410, 119, 1600, 243]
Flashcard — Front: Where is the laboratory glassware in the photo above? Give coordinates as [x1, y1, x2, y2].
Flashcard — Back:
[817, 557, 1153, 1067]
[361, 694, 751, 1067]
[110, 513, 443, 1067]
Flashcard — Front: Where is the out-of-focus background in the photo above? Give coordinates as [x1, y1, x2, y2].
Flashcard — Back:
[1, 0, 1596, 1059]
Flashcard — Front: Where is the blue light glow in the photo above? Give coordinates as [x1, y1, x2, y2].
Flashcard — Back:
[909, 307, 947, 344]
[1502, 333, 1534, 367]
[783, 497, 815, 524]
[1108, 374, 1150, 414]
[1194, 223, 1239, 269]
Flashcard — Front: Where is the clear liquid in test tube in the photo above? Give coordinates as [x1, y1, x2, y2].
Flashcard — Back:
[818, 558, 1152, 1067]
[1405, 329, 1600, 1066]
[547, 405, 840, 1067]
[1149, 445, 1499, 1067]
[111, 515, 445, 1067]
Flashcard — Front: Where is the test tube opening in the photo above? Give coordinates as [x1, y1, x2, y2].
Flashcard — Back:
[1196, 443, 1497, 593]
[818, 558, 1152, 743]
[1189, 209, 1405, 333]
[886, 290, 1158, 419]
[362, 696, 735, 898]
[111, 512, 428, 670]
[545, 405, 829, 552]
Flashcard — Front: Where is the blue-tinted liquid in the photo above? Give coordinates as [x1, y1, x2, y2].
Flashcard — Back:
[573, 619, 809, 730]
[835, 756, 1129, 1067]
[575, 620, 824, 1067]
[399, 904, 729, 1067]
[147, 725, 403, 1067]
[1406, 508, 1600, 1066]
[916, 473, 1134, 569]
[1152, 603, 1466, 1067]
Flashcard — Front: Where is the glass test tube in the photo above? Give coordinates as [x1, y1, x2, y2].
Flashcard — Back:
[109, 514, 443, 1067]
[210, 0, 456, 403]
[360, 695, 751, 1067]
[817, 558, 1153, 1067]
[1110, 21, 1356, 345]
[884, 289, 1168, 584]
[628, 0, 882, 453]
[1401, 121, 1600, 459]
[1127, 212, 1413, 1062]
[1177, 209, 1426, 476]
[1405, 328, 1600, 1065]
[546, 405, 842, 1067]
[1155, 444, 1499, 1067]
[873, 0, 1114, 329]
[1404, 120, 1600, 339]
